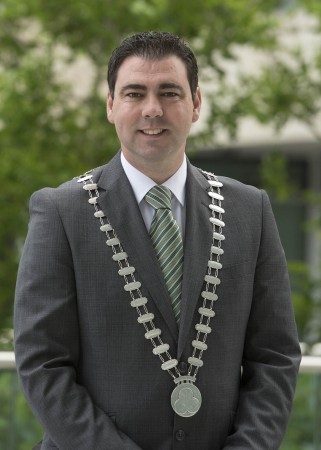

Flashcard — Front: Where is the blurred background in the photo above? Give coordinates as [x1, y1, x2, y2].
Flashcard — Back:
[0, 0, 320, 448]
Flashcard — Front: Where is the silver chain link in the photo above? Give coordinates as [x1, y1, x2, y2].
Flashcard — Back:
[76, 169, 225, 384]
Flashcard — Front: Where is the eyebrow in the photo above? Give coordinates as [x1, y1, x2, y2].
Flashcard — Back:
[120, 83, 184, 95]
[120, 84, 147, 94]
[159, 83, 183, 92]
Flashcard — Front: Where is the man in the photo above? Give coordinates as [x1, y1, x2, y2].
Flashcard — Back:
[14, 31, 301, 450]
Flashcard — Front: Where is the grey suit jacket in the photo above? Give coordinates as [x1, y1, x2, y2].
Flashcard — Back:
[14, 152, 301, 450]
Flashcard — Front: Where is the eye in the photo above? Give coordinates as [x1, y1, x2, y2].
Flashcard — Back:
[126, 92, 143, 98]
[162, 92, 179, 97]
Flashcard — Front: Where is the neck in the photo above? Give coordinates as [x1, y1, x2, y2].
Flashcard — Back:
[143, 166, 180, 185]
[122, 153, 185, 184]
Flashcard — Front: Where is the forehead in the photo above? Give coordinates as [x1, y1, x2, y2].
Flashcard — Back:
[114, 55, 189, 88]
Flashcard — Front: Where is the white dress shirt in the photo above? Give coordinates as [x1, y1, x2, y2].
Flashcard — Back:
[120, 152, 187, 239]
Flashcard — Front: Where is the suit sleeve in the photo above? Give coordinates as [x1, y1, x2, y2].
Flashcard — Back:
[223, 190, 301, 449]
[14, 188, 142, 450]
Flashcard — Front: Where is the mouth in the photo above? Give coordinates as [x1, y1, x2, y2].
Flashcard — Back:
[140, 128, 166, 136]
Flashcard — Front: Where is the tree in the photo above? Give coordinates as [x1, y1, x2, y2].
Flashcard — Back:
[1, 1, 321, 447]
[0, 0, 320, 340]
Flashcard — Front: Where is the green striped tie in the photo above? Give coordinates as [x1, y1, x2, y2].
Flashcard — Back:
[145, 186, 184, 323]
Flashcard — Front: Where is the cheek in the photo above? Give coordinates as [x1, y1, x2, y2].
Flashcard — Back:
[114, 121, 133, 141]
[179, 102, 196, 120]
[113, 105, 138, 123]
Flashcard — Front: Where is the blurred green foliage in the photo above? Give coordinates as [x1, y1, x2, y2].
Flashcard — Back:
[0, 372, 43, 450]
[259, 150, 321, 344]
[260, 151, 298, 201]
[0, 2, 321, 448]
[0, 0, 298, 335]
[290, 261, 321, 345]
[0, 0, 320, 344]
[0, 0, 321, 450]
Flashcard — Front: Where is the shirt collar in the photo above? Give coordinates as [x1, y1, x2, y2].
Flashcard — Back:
[121, 152, 187, 206]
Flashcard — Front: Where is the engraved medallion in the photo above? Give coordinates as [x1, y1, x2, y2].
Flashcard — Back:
[171, 382, 202, 417]
[80, 170, 223, 421]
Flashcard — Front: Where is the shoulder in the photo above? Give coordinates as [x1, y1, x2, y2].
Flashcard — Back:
[218, 175, 266, 203]
[191, 163, 265, 205]
[30, 164, 106, 214]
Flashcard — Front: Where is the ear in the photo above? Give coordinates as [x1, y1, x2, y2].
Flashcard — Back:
[192, 87, 202, 123]
[107, 91, 115, 124]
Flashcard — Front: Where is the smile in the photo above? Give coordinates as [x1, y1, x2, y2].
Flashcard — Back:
[141, 129, 164, 135]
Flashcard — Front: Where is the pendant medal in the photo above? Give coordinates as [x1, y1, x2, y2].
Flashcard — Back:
[79, 170, 223, 420]
[171, 377, 202, 417]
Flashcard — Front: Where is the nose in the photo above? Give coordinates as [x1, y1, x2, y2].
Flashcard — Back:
[142, 95, 163, 118]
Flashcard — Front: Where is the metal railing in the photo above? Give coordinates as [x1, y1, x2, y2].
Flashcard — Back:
[1, 351, 321, 372]
[0, 350, 321, 449]
[0, 352, 15, 370]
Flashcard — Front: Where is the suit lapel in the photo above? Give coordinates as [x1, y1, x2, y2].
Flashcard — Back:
[177, 163, 213, 360]
[95, 153, 179, 343]
[92, 155, 233, 364]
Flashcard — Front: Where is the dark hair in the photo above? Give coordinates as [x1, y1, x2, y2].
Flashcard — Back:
[107, 31, 198, 99]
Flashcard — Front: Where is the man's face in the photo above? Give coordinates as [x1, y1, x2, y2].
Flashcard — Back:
[107, 55, 201, 173]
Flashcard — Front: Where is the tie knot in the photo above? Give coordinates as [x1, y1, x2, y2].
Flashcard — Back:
[145, 185, 172, 210]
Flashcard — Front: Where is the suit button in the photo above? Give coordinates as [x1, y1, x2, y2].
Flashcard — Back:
[178, 361, 188, 374]
[175, 429, 185, 441]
